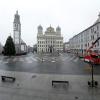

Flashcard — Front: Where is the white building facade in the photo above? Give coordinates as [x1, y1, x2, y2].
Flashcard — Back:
[69, 13, 100, 56]
[13, 11, 21, 54]
[0, 43, 3, 54]
[13, 11, 27, 54]
[37, 25, 63, 53]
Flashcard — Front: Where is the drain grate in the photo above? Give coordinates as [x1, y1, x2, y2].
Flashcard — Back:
[75, 96, 79, 99]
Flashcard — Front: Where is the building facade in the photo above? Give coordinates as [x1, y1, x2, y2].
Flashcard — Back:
[13, 11, 27, 54]
[69, 13, 100, 56]
[63, 42, 70, 52]
[33, 44, 37, 53]
[0, 43, 3, 54]
[37, 25, 63, 53]
[21, 40, 27, 53]
[13, 11, 21, 54]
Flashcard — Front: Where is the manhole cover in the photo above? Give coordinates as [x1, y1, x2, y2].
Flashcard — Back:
[75, 96, 79, 99]
[32, 75, 37, 78]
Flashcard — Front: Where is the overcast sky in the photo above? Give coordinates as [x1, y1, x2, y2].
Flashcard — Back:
[0, 0, 100, 46]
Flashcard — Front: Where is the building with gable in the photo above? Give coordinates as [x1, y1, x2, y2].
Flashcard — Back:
[37, 25, 63, 53]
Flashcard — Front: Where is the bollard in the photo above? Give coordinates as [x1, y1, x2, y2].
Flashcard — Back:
[95, 81, 98, 86]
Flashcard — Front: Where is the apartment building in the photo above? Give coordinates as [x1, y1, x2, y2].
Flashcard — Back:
[69, 13, 100, 56]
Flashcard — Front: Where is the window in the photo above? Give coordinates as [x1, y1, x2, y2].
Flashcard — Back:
[97, 25, 99, 30]
[97, 41, 99, 46]
[91, 35, 92, 40]
[91, 29, 93, 33]
[15, 24, 16, 27]
[88, 43, 89, 47]
[93, 35, 94, 40]
[81, 39, 83, 42]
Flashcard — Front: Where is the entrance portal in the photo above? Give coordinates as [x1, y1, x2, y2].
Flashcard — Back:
[49, 46, 53, 53]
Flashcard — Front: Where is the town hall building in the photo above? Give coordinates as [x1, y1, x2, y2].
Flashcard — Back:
[37, 25, 63, 53]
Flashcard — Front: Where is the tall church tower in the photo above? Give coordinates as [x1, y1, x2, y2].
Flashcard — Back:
[13, 11, 21, 54]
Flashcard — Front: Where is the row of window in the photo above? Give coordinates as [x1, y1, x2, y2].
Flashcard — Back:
[70, 25, 99, 44]
[37, 45, 63, 47]
[38, 48, 63, 52]
[69, 23, 100, 50]
[70, 41, 99, 49]
[91, 26, 99, 33]
[70, 34, 99, 46]
[38, 41, 62, 44]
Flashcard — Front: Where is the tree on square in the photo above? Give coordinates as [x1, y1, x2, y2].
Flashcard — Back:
[3, 36, 16, 56]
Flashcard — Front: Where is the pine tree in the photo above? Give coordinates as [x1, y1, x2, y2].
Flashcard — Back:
[3, 36, 16, 56]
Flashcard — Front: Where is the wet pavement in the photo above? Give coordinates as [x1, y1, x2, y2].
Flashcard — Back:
[0, 70, 99, 100]
[0, 53, 100, 99]
[0, 53, 99, 75]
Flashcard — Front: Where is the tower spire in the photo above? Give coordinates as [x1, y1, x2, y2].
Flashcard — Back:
[16, 10, 18, 14]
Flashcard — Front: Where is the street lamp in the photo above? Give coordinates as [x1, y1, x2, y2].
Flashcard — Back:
[88, 60, 98, 87]
[57, 50, 59, 56]
[90, 62, 94, 87]
[41, 49, 43, 62]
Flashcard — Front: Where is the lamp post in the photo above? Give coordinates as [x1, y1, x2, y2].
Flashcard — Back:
[41, 49, 43, 62]
[88, 60, 98, 87]
[90, 62, 94, 87]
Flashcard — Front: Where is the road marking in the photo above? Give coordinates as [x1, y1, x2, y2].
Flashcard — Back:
[42, 59, 45, 62]
[30, 57, 37, 62]
[51, 60, 56, 62]
[25, 57, 33, 63]
[68, 57, 75, 61]
[73, 58, 79, 62]
[61, 57, 69, 61]
[35, 57, 42, 61]
[2, 59, 10, 63]
[35, 57, 45, 62]
[19, 58, 24, 62]
[3, 61, 8, 64]
[13, 58, 17, 62]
